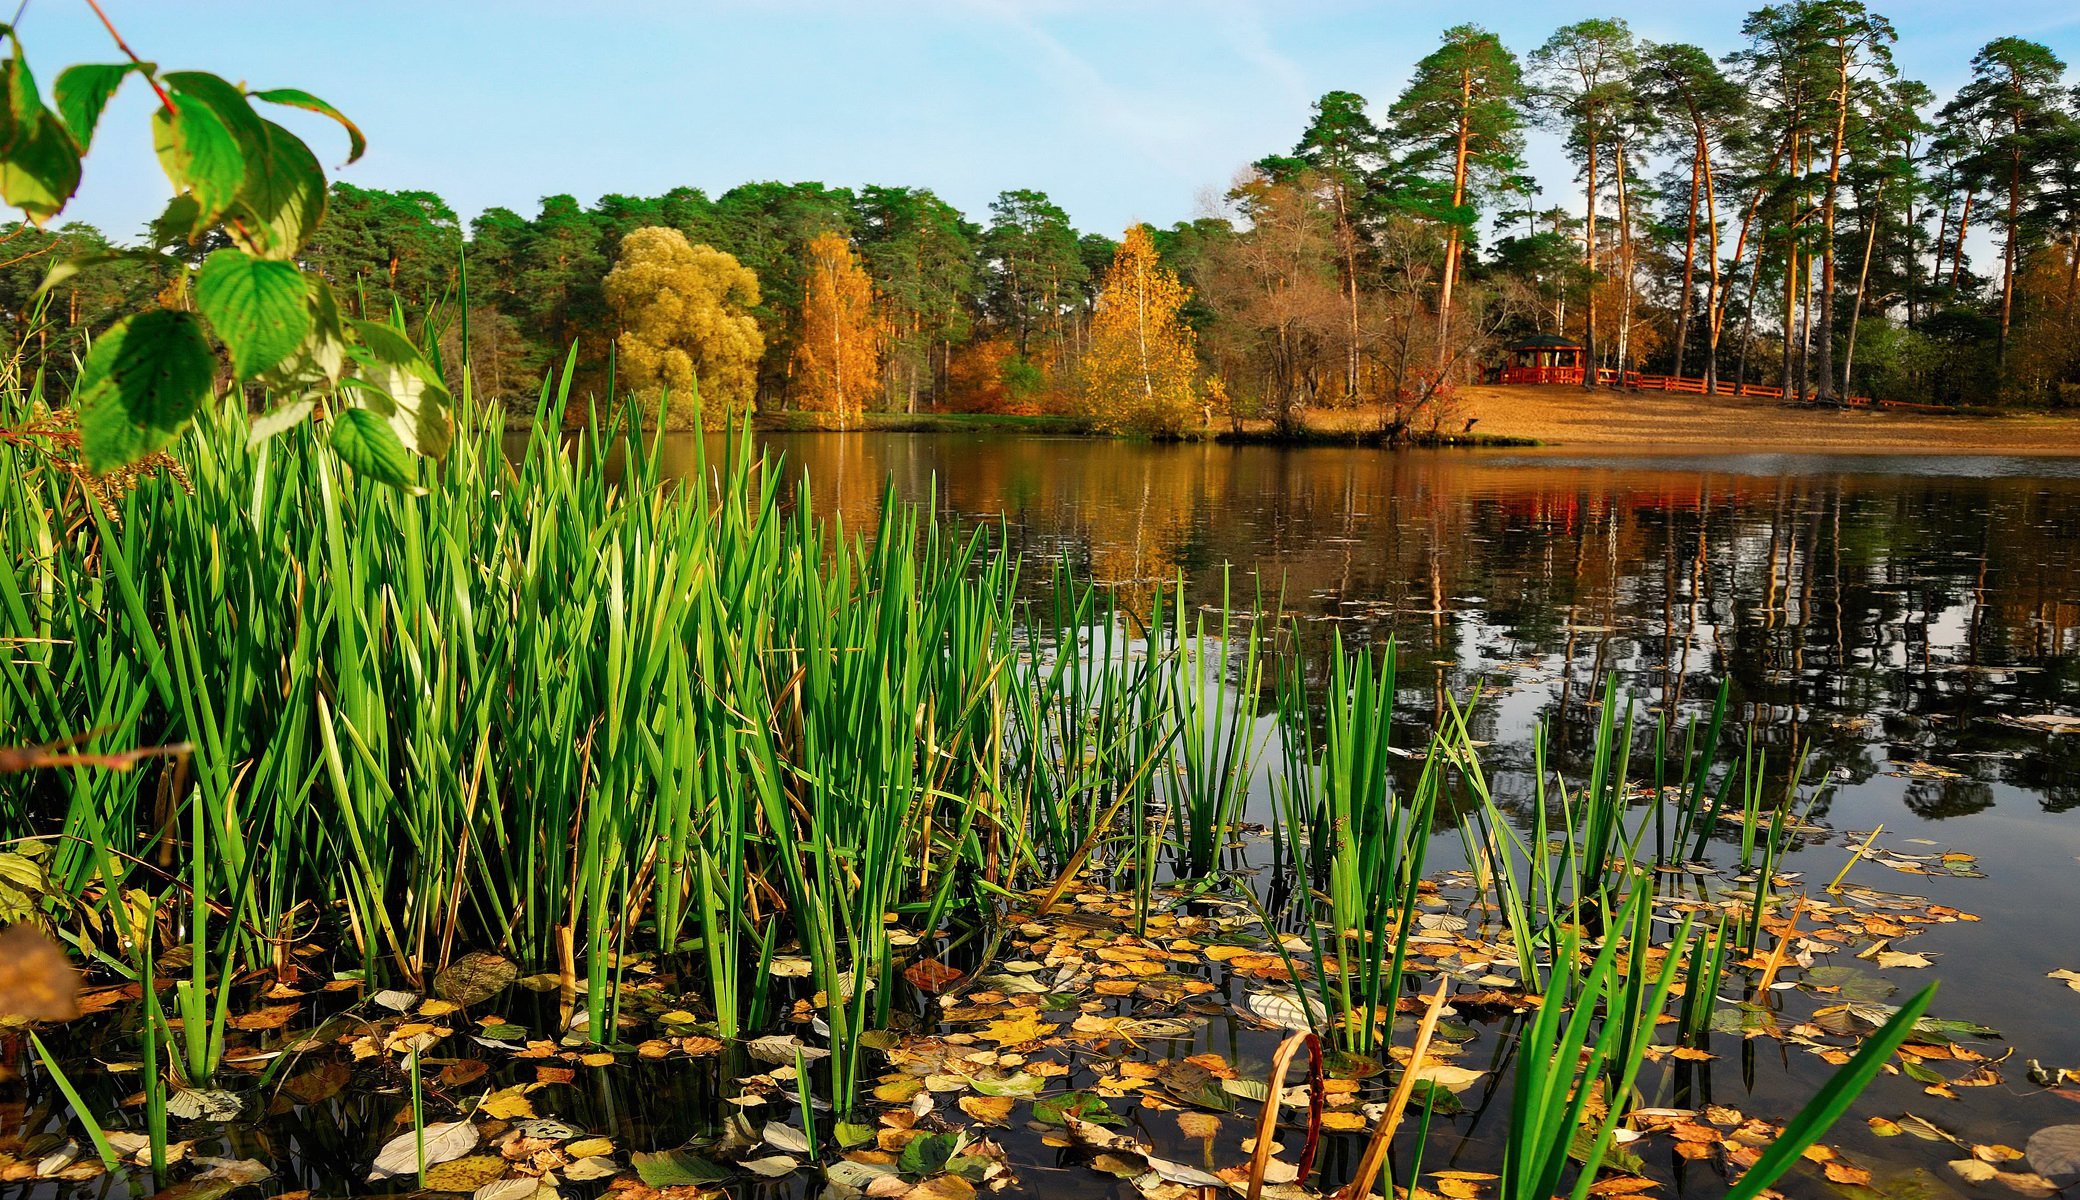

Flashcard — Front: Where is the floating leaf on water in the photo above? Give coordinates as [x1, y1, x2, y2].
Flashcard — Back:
[744, 1154, 802, 1177]
[829, 1160, 899, 1188]
[189, 1157, 271, 1184]
[1408, 1062, 1486, 1093]
[2025, 1126, 2080, 1179]
[898, 1131, 962, 1177]
[166, 1088, 242, 1121]
[1247, 989, 1327, 1031]
[563, 1156, 617, 1182]
[474, 1177, 555, 1200]
[631, 1148, 733, 1187]
[367, 1120, 478, 1180]
[769, 955, 814, 978]
[764, 1122, 813, 1154]
[747, 1033, 831, 1064]
[1144, 1155, 1226, 1187]
[969, 1071, 1042, 1098]
[420, 1154, 508, 1192]
[370, 988, 419, 1011]
[958, 1095, 1015, 1125]
[2048, 970, 2080, 995]
[1034, 1091, 1120, 1128]
[1157, 1060, 1232, 1111]
[433, 952, 518, 1006]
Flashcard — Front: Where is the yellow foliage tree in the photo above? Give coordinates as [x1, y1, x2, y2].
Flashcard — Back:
[792, 230, 881, 427]
[603, 227, 763, 429]
[1081, 225, 1201, 435]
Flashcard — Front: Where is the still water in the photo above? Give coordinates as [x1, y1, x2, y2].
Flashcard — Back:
[722, 433, 2080, 1059]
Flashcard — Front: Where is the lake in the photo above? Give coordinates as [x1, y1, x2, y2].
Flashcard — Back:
[731, 432, 2080, 1114]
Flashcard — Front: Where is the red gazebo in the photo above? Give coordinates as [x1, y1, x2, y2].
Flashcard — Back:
[1497, 334, 1585, 385]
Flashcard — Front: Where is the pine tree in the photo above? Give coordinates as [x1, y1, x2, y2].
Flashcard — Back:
[792, 230, 881, 427]
[1080, 225, 1201, 436]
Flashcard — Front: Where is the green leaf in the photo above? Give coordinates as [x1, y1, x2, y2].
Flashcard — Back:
[898, 1132, 959, 1178]
[249, 86, 365, 163]
[75, 309, 214, 472]
[328, 405, 414, 487]
[0, 57, 82, 222]
[161, 72, 268, 152]
[151, 97, 244, 228]
[630, 1150, 731, 1188]
[348, 319, 454, 459]
[51, 62, 138, 151]
[1032, 1091, 1119, 1127]
[225, 118, 324, 259]
[196, 248, 309, 379]
[257, 275, 348, 395]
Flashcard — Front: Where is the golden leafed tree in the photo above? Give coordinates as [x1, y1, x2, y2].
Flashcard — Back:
[792, 230, 881, 426]
[1081, 224, 1201, 435]
[603, 227, 763, 429]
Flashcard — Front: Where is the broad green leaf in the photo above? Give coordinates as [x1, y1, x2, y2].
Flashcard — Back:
[75, 309, 215, 472]
[225, 118, 324, 258]
[151, 97, 244, 228]
[898, 1132, 959, 1178]
[196, 248, 308, 378]
[51, 62, 138, 151]
[630, 1150, 731, 1187]
[348, 319, 454, 459]
[328, 405, 414, 487]
[0, 58, 82, 222]
[249, 86, 365, 163]
[161, 71, 268, 153]
[257, 275, 348, 395]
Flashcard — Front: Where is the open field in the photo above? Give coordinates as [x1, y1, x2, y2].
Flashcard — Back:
[1294, 385, 2080, 454]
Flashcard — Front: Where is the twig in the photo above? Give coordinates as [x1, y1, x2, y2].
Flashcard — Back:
[81, 0, 174, 113]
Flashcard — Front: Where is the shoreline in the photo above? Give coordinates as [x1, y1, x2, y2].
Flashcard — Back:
[566, 384, 2080, 456]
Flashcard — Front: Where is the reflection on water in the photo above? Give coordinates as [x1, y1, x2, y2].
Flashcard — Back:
[703, 435, 2080, 806]
[671, 431, 2080, 1062]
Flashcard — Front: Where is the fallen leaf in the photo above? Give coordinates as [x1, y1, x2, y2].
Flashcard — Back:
[2025, 1125, 2080, 1179]
[958, 1095, 1014, 1126]
[369, 1121, 479, 1181]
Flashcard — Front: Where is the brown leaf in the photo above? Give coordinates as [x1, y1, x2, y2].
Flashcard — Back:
[904, 959, 964, 994]
[0, 924, 81, 1020]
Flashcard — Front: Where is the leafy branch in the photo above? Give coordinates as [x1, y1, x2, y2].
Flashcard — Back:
[0, 8, 449, 486]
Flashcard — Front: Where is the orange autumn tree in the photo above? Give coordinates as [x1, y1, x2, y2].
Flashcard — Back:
[793, 230, 881, 426]
[1081, 224, 1201, 435]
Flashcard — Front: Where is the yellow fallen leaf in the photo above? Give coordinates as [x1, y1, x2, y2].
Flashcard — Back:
[980, 1011, 1053, 1046]
[478, 1087, 537, 1120]
[958, 1095, 1014, 1125]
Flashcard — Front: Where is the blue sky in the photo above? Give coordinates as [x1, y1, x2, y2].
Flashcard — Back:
[12, 0, 2080, 242]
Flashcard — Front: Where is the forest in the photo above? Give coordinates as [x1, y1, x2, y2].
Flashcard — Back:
[6, 8, 2080, 433]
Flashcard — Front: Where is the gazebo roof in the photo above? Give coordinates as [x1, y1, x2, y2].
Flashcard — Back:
[1508, 334, 1582, 350]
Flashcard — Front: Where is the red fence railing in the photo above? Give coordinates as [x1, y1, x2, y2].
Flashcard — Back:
[1490, 366, 1941, 411]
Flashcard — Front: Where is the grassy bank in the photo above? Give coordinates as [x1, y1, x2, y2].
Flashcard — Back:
[0, 393, 1952, 1194]
[756, 410, 1091, 435]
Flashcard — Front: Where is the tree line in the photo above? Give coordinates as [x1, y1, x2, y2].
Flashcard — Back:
[6, 5, 2079, 431]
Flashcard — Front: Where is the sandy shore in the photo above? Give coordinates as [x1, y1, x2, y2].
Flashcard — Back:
[1300, 385, 2080, 455]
